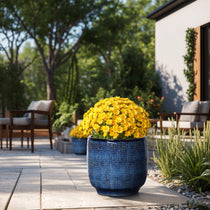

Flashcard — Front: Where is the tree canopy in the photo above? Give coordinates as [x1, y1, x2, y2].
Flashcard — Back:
[1, 0, 116, 99]
[0, 0, 168, 118]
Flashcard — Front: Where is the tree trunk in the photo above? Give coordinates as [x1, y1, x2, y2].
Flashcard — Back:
[46, 70, 56, 100]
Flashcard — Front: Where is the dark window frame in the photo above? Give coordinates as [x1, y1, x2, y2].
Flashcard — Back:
[201, 23, 210, 100]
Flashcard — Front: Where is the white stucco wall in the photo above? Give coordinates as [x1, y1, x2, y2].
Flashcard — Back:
[156, 0, 210, 112]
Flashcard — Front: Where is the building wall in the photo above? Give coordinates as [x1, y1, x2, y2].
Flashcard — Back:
[156, 0, 210, 112]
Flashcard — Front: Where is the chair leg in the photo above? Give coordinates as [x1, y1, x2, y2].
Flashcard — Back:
[9, 127, 13, 150]
[49, 127, 53, 149]
[6, 125, 9, 148]
[21, 130, 24, 147]
[27, 137, 29, 148]
[0, 125, 2, 149]
[31, 129, 34, 153]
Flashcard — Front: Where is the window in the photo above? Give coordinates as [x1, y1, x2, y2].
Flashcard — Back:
[201, 23, 210, 100]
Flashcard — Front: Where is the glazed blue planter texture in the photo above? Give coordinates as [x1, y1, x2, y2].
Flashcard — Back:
[72, 138, 87, 155]
[87, 136, 148, 196]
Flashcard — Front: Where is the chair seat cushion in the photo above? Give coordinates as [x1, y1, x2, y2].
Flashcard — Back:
[13, 117, 31, 126]
[0, 118, 10, 125]
[157, 120, 176, 128]
[179, 121, 204, 129]
[34, 119, 48, 126]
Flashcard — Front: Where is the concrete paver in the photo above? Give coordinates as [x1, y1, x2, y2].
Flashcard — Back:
[8, 169, 40, 210]
[0, 138, 187, 210]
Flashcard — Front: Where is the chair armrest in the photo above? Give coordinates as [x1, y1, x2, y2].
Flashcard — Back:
[32, 110, 50, 116]
[9, 110, 31, 115]
[175, 112, 209, 116]
[159, 113, 176, 117]
[159, 113, 176, 121]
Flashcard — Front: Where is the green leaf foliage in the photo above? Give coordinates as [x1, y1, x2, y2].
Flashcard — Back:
[0, 63, 27, 112]
[52, 102, 78, 131]
[129, 86, 164, 118]
[183, 28, 195, 101]
[80, 87, 115, 115]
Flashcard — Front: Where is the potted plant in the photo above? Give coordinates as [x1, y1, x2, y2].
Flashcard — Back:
[81, 97, 150, 196]
[70, 124, 89, 155]
[53, 102, 78, 136]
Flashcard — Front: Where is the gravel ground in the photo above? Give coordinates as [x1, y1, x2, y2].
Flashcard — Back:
[147, 162, 210, 210]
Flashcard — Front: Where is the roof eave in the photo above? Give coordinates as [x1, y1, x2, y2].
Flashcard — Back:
[147, 0, 196, 21]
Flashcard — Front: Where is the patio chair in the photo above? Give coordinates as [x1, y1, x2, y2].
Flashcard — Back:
[9, 100, 55, 152]
[157, 100, 210, 132]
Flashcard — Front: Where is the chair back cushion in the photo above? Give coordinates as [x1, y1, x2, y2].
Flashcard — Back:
[27, 101, 40, 110]
[37, 100, 52, 111]
[198, 101, 210, 122]
[26, 100, 53, 119]
[35, 100, 53, 119]
[179, 101, 199, 122]
[24, 101, 40, 117]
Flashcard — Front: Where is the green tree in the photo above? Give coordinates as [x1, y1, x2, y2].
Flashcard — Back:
[83, 1, 128, 86]
[0, 63, 26, 112]
[77, 0, 165, 99]
[20, 42, 46, 103]
[0, 2, 39, 110]
[2, 0, 114, 100]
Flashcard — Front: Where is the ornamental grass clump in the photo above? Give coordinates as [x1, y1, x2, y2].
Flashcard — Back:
[82, 97, 150, 139]
[154, 124, 210, 192]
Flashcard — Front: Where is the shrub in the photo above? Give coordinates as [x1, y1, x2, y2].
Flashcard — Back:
[154, 125, 210, 192]
[130, 86, 165, 119]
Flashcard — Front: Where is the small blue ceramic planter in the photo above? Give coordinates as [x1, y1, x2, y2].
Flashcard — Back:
[87, 136, 148, 196]
[72, 138, 87, 155]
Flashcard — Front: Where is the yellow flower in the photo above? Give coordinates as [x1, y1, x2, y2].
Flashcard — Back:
[116, 125, 123, 134]
[101, 125, 110, 133]
[107, 119, 113, 125]
[93, 124, 100, 132]
[116, 116, 123, 123]
[125, 130, 132, 137]
[113, 108, 120, 115]
[97, 117, 103, 124]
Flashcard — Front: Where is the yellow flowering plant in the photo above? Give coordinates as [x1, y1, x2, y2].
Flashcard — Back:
[70, 124, 89, 139]
[82, 97, 150, 139]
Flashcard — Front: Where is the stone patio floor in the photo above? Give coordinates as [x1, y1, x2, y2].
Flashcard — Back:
[0, 138, 187, 210]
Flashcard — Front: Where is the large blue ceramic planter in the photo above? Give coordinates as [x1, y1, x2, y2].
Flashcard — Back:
[87, 136, 148, 196]
[72, 138, 87, 155]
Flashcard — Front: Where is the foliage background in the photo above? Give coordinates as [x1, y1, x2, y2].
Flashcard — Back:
[0, 0, 168, 123]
